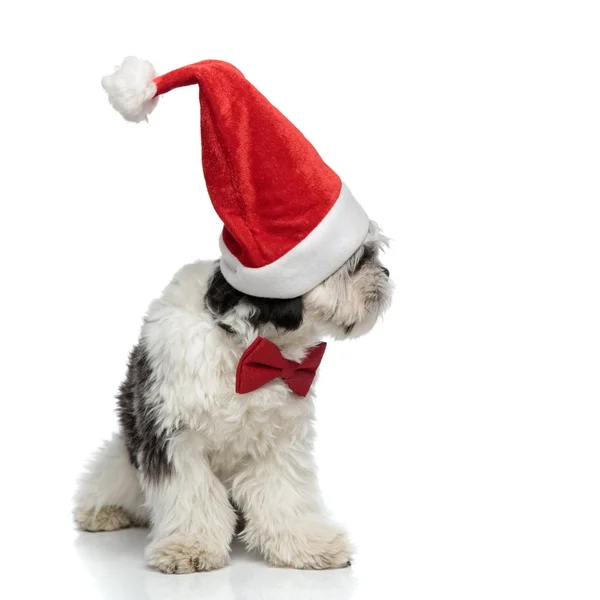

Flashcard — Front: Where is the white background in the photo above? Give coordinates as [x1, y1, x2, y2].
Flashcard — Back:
[1, 1, 599, 598]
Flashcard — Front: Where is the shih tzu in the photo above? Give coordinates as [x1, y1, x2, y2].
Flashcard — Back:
[74, 57, 393, 573]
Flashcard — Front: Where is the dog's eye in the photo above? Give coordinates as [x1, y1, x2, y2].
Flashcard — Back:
[354, 246, 375, 272]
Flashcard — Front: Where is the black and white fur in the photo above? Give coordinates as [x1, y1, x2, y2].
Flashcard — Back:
[74, 221, 393, 573]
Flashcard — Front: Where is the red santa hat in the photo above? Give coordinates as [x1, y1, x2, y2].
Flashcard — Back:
[102, 57, 370, 299]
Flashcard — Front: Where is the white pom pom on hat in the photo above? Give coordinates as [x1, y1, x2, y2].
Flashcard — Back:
[101, 56, 159, 123]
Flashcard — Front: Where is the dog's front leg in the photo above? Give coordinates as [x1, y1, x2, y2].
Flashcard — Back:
[143, 430, 236, 574]
[231, 437, 353, 569]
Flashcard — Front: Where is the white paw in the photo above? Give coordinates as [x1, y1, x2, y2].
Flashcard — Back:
[259, 518, 353, 570]
[146, 534, 230, 574]
[74, 506, 135, 532]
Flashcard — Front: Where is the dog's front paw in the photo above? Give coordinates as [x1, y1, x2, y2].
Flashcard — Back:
[261, 518, 353, 570]
[146, 534, 229, 574]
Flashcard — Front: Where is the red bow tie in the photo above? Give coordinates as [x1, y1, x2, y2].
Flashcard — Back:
[236, 337, 327, 397]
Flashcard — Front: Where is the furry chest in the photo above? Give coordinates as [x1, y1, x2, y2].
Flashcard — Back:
[192, 381, 315, 443]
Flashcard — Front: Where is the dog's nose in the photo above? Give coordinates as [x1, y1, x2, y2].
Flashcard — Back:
[382, 267, 390, 277]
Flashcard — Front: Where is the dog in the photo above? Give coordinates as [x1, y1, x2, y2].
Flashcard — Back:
[73, 220, 392, 573]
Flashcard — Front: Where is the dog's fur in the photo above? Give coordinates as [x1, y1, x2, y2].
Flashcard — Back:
[74, 221, 392, 573]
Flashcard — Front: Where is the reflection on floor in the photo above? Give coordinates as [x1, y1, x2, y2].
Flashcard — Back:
[74, 528, 357, 600]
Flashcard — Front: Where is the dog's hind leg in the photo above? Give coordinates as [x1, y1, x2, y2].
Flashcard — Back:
[73, 433, 149, 531]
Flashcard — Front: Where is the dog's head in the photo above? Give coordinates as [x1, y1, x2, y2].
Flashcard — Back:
[206, 221, 393, 341]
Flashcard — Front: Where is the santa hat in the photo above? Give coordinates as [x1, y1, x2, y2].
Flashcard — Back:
[102, 57, 370, 299]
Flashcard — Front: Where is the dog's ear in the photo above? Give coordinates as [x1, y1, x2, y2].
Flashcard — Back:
[246, 294, 304, 331]
[205, 265, 245, 316]
[206, 266, 304, 332]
